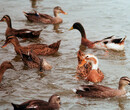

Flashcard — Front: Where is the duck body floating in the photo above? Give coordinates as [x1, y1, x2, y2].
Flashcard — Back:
[0, 15, 42, 39]
[24, 6, 67, 24]
[20, 49, 52, 71]
[70, 22, 126, 51]
[73, 76, 130, 98]
[2, 36, 61, 56]
[11, 94, 61, 110]
[77, 50, 104, 83]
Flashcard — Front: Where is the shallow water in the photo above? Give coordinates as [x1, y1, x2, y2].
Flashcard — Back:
[0, 0, 130, 109]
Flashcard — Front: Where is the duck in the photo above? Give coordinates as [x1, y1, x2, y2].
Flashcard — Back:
[73, 76, 130, 98]
[23, 6, 67, 24]
[0, 61, 15, 83]
[11, 94, 61, 110]
[76, 50, 104, 83]
[69, 22, 126, 51]
[2, 35, 61, 56]
[20, 49, 52, 71]
[0, 15, 42, 39]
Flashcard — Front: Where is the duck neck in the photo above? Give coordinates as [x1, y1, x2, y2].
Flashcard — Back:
[11, 39, 22, 54]
[91, 61, 98, 70]
[0, 66, 7, 82]
[5, 17, 12, 28]
[78, 26, 93, 47]
[54, 11, 59, 17]
[78, 26, 86, 39]
[88, 57, 98, 70]
[118, 84, 126, 91]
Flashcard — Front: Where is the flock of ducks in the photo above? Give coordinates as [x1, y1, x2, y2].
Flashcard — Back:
[0, 5, 129, 110]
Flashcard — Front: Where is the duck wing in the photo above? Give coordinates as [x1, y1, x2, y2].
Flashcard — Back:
[12, 100, 48, 110]
[28, 44, 48, 49]
[81, 85, 111, 91]
[39, 13, 53, 19]
[20, 50, 41, 68]
[26, 100, 48, 109]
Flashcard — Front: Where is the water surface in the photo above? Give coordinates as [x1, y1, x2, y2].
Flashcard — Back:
[0, 0, 130, 110]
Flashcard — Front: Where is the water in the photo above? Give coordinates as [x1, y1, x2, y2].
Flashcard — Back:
[0, 0, 130, 109]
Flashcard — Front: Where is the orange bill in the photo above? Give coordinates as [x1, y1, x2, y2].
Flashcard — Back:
[61, 10, 67, 15]
[69, 26, 73, 31]
[1, 41, 8, 48]
[79, 59, 87, 67]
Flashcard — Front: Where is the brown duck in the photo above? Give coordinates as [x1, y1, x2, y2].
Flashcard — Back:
[20, 49, 52, 71]
[0, 15, 42, 39]
[73, 76, 130, 98]
[77, 50, 104, 83]
[2, 35, 61, 56]
[0, 61, 15, 83]
[11, 94, 61, 110]
[23, 6, 67, 24]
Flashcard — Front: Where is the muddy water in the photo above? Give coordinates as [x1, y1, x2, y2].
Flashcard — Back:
[0, 0, 130, 110]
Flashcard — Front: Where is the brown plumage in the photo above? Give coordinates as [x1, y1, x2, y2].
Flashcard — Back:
[0, 61, 15, 83]
[76, 50, 92, 79]
[2, 35, 61, 56]
[24, 6, 67, 24]
[11, 94, 61, 110]
[76, 50, 104, 83]
[0, 15, 42, 39]
[73, 76, 130, 98]
[20, 49, 52, 71]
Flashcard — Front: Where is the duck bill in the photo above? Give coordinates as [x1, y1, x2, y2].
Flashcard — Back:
[61, 10, 67, 15]
[1, 41, 9, 48]
[69, 26, 73, 31]
[79, 59, 87, 67]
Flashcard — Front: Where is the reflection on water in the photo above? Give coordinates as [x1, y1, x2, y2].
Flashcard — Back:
[118, 98, 125, 110]
[53, 24, 64, 33]
[30, 0, 37, 8]
[30, 0, 43, 8]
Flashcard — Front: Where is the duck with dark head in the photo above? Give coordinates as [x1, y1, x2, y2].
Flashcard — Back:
[69, 22, 126, 51]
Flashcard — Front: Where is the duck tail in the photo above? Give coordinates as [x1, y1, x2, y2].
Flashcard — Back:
[11, 103, 20, 110]
[121, 36, 127, 43]
[49, 40, 61, 49]
[41, 58, 52, 71]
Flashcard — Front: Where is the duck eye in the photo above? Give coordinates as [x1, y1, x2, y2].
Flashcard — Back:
[57, 97, 60, 100]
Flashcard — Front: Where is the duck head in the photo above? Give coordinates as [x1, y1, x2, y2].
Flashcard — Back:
[79, 53, 98, 70]
[1, 35, 19, 48]
[119, 76, 130, 90]
[1, 61, 16, 70]
[0, 15, 10, 22]
[69, 22, 86, 39]
[0, 15, 12, 28]
[54, 6, 67, 17]
[48, 94, 61, 109]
